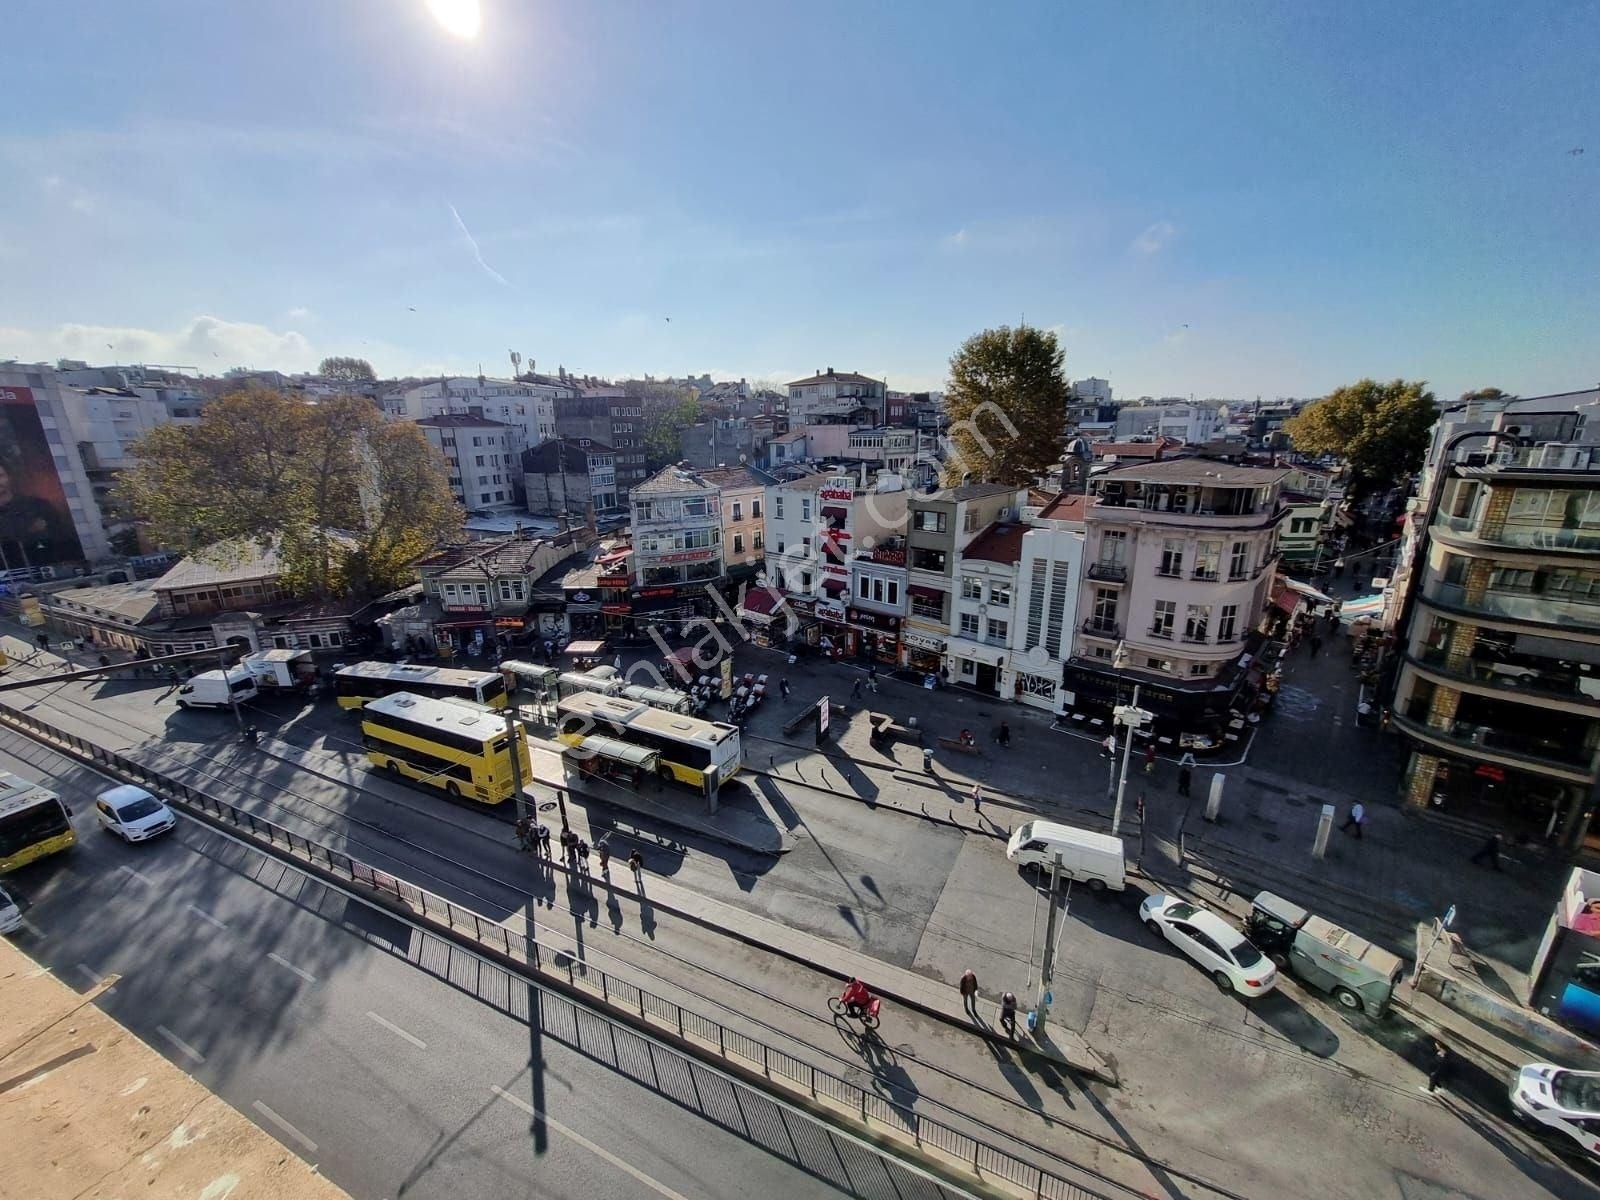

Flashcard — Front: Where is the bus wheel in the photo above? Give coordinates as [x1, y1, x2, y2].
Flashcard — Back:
[446, 782, 462, 798]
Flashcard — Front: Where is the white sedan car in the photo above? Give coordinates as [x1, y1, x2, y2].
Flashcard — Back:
[95, 785, 176, 843]
[1140, 893, 1279, 997]
[1511, 1063, 1600, 1156]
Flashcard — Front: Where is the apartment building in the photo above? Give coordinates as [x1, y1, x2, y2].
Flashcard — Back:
[521, 438, 616, 517]
[763, 471, 909, 655]
[1389, 389, 1600, 849]
[1067, 459, 1286, 737]
[1114, 402, 1220, 445]
[786, 368, 887, 426]
[560, 387, 648, 502]
[1007, 493, 1088, 712]
[629, 464, 724, 622]
[903, 484, 1025, 677]
[416, 414, 518, 512]
[391, 376, 564, 470]
[948, 521, 1027, 696]
[697, 466, 772, 588]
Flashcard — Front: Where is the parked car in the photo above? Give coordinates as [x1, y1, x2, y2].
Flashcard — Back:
[0, 884, 22, 935]
[1005, 820, 1126, 892]
[95, 785, 176, 843]
[1140, 893, 1279, 997]
[1511, 1063, 1600, 1156]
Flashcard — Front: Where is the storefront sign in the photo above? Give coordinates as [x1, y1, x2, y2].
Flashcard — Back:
[903, 631, 943, 651]
[651, 548, 715, 564]
[823, 564, 849, 579]
[847, 608, 900, 631]
[442, 603, 489, 614]
[601, 604, 631, 616]
[568, 590, 593, 603]
[635, 586, 677, 599]
[816, 599, 846, 621]
[819, 482, 855, 502]
[598, 574, 630, 588]
[865, 546, 906, 566]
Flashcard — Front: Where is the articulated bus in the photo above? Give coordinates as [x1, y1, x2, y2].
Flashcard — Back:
[555, 693, 741, 790]
[335, 661, 507, 710]
[359, 692, 530, 804]
[0, 771, 77, 873]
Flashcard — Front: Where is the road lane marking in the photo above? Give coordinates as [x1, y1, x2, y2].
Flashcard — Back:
[185, 903, 228, 931]
[155, 1024, 206, 1065]
[490, 1086, 691, 1200]
[267, 952, 317, 984]
[74, 963, 112, 991]
[118, 865, 153, 885]
[18, 917, 44, 938]
[252, 1100, 318, 1155]
[366, 1011, 426, 1049]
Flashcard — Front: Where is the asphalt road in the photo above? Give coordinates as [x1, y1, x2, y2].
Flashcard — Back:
[4, 646, 1598, 1200]
[0, 735, 973, 1200]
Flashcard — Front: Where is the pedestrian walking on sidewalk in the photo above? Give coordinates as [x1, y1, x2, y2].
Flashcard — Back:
[536, 823, 551, 857]
[1309, 634, 1323, 658]
[779, 676, 790, 699]
[997, 721, 1011, 748]
[1424, 1037, 1450, 1093]
[1340, 802, 1366, 839]
[851, 677, 863, 700]
[1102, 733, 1116, 759]
[598, 842, 611, 874]
[576, 839, 590, 873]
[959, 969, 978, 1015]
[999, 991, 1018, 1038]
[1143, 742, 1156, 775]
[515, 814, 533, 852]
[868, 665, 878, 686]
[628, 848, 644, 881]
[1470, 832, 1504, 871]
[1177, 759, 1193, 798]
[970, 783, 982, 811]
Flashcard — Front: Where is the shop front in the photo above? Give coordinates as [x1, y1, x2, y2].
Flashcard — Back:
[902, 629, 944, 675]
[815, 593, 854, 658]
[944, 636, 1007, 696]
[847, 607, 901, 666]
[564, 585, 604, 639]
[1061, 658, 1253, 751]
[1401, 746, 1589, 847]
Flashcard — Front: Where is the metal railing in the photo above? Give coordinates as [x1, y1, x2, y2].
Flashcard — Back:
[0, 701, 1114, 1200]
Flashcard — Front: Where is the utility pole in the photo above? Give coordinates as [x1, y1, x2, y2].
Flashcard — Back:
[219, 645, 244, 731]
[1033, 855, 1065, 1036]
[1112, 683, 1149, 836]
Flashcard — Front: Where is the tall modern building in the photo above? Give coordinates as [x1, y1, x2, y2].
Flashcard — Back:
[1388, 388, 1600, 849]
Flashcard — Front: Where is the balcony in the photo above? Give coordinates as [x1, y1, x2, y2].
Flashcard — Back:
[1080, 619, 1121, 640]
[1087, 562, 1127, 584]
[1390, 709, 1597, 776]
[1408, 645, 1600, 708]
[1433, 511, 1600, 555]
[1156, 566, 1183, 579]
[1182, 630, 1211, 645]
[1424, 580, 1600, 632]
[1191, 567, 1221, 581]
[1147, 625, 1174, 641]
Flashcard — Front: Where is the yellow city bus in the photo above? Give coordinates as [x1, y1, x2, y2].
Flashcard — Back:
[555, 693, 742, 790]
[0, 771, 77, 873]
[360, 692, 529, 804]
[335, 661, 507, 710]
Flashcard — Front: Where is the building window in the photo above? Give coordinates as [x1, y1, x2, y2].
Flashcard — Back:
[732, 501, 742, 521]
[1188, 664, 1210, 677]
[991, 581, 1012, 607]
[775, 496, 784, 519]
[914, 509, 947, 533]
[960, 613, 980, 637]
[1184, 604, 1210, 642]
[476, 455, 485, 466]
[1194, 540, 1221, 580]
[1151, 599, 1176, 639]
[912, 547, 948, 572]
[960, 658, 976, 678]
[800, 571, 812, 590]
[1229, 541, 1250, 580]
[752, 499, 762, 519]
[961, 576, 983, 600]
[987, 618, 1008, 642]
[1218, 603, 1239, 641]
[754, 531, 763, 550]
[1145, 656, 1172, 672]
[1092, 587, 1118, 626]
[801, 498, 811, 522]
[911, 592, 944, 619]
[733, 533, 744, 554]
[480, 493, 492, 503]
[1159, 540, 1184, 578]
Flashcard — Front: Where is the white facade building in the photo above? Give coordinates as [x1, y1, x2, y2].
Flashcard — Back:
[786, 368, 887, 426]
[1114, 403, 1221, 446]
[416, 414, 518, 512]
[1007, 494, 1088, 712]
[629, 465, 724, 591]
[390, 377, 565, 464]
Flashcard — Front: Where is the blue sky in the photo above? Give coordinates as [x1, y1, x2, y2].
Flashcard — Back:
[1, 1, 1595, 400]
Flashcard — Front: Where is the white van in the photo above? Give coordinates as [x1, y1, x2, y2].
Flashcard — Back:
[1006, 820, 1127, 892]
[176, 667, 260, 710]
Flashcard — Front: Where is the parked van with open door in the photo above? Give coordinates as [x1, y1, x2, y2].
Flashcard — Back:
[1005, 820, 1126, 892]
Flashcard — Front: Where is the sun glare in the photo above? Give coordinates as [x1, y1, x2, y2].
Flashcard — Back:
[425, 0, 481, 40]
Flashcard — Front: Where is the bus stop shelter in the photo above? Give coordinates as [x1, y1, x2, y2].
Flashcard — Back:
[562, 734, 660, 788]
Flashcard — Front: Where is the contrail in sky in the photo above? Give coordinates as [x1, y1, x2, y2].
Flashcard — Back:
[449, 203, 511, 286]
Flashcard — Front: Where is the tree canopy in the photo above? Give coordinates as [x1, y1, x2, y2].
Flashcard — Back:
[319, 356, 377, 384]
[1283, 378, 1437, 494]
[625, 379, 704, 468]
[116, 388, 461, 598]
[1459, 386, 1517, 404]
[941, 325, 1069, 486]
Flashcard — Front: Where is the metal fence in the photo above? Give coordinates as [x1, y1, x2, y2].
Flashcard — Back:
[0, 702, 1115, 1200]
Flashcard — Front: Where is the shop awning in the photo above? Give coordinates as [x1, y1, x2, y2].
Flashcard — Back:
[565, 639, 608, 656]
[908, 584, 944, 600]
[738, 587, 785, 617]
[820, 578, 847, 595]
[1285, 578, 1335, 605]
[1269, 583, 1300, 614]
[563, 735, 660, 771]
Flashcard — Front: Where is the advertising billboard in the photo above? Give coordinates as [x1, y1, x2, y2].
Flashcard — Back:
[0, 386, 83, 569]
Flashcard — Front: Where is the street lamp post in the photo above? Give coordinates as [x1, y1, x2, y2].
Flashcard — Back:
[1112, 687, 1151, 836]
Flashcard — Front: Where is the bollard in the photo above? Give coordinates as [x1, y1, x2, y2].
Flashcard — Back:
[1312, 803, 1335, 859]
[1204, 773, 1225, 822]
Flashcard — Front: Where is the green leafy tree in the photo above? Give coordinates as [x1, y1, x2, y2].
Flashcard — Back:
[1283, 378, 1437, 494]
[318, 356, 377, 384]
[941, 325, 1069, 486]
[116, 388, 460, 597]
[625, 379, 704, 467]
[1459, 386, 1516, 404]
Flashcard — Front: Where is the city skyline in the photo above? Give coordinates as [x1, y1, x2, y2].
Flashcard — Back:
[1, 1, 1595, 400]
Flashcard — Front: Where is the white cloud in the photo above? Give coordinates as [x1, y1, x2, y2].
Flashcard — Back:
[0, 316, 315, 371]
[1132, 221, 1177, 255]
[941, 228, 969, 250]
[287, 306, 312, 321]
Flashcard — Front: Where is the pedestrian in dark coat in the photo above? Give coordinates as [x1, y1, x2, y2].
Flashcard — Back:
[851, 677, 863, 700]
[959, 969, 978, 1014]
[999, 991, 1018, 1037]
[1425, 1038, 1450, 1093]
[1470, 832, 1503, 870]
[628, 848, 644, 877]
[536, 823, 551, 857]
[1177, 763, 1193, 798]
[598, 842, 611, 873]
[779, 677, 790, 699]
[997, 721, 1011, 747]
